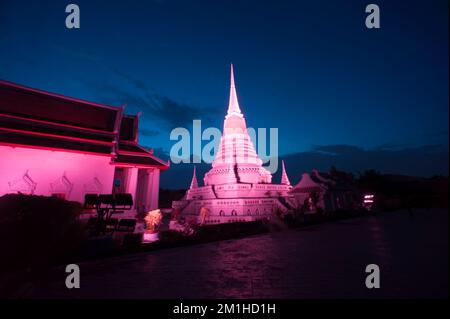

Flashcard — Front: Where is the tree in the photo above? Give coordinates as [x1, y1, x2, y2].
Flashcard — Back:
[306, 190, 322, 211]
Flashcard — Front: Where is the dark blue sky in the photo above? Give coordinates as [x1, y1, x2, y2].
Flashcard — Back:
[0, 0, 448, 185]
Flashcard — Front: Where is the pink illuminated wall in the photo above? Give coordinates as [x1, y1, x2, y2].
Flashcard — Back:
[0, 145, 115, 203]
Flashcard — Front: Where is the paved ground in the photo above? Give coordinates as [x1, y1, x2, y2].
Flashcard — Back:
[23, 209, 449, 298]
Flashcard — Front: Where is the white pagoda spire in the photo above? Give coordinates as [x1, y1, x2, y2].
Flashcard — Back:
[226, 64, 243, 118]
[281, 160, 291, 186]
[204, 64, 272, 185]
[190, 166, 198, 189]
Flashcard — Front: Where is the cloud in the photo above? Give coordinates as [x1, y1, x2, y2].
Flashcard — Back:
[374, 143, 406, 151]
[87, 69, 221, 129]
[278, 144, 449, 184]
[311, 144, 364, 155]
[160, 143, 449, 189]
[52, 44, 103, 63]
[138, 127, 160, 137]
[111, 67, 150, 92]
[151, 95, 214, 128]
[151, 147, 170, 159]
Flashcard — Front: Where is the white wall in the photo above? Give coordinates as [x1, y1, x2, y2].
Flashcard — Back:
[141, 168, 160, 211]
[0, 145, 115, 203]
[149, 169, 160, 210]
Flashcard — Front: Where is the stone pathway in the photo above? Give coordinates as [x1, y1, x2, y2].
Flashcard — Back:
[26, 209, 449, 298]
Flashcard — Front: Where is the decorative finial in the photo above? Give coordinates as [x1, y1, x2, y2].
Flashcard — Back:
[281, 160, 291, 186]
[226, 63, 243, 117]
[190, 166, 198, 189]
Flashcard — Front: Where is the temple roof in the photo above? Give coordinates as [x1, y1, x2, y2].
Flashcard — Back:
[226, 64, 243, 118]
[0, 80, 168, 170]
[291, 173, 326, 193]
[0, 129, 113, 155]
[0, 80, 118, 132]
[114, 154, 168, 168]
[120, 115, 138, 142]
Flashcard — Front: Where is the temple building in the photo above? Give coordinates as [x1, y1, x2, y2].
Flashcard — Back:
[0, 80, 169, 217]
[172, 65, 297, 224]
[290, 169, 360, 213]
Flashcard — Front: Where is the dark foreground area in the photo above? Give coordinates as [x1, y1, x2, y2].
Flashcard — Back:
[11, 208, 449, 298]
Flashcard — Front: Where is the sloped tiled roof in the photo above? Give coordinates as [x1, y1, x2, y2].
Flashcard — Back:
[0, 80, 168, 170]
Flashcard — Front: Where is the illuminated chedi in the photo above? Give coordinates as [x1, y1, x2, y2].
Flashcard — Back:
[172, 65, 297, 224]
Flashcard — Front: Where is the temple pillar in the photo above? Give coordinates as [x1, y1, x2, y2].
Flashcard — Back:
[125, 167, 139, 211]
[147, 169, 160, 210]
